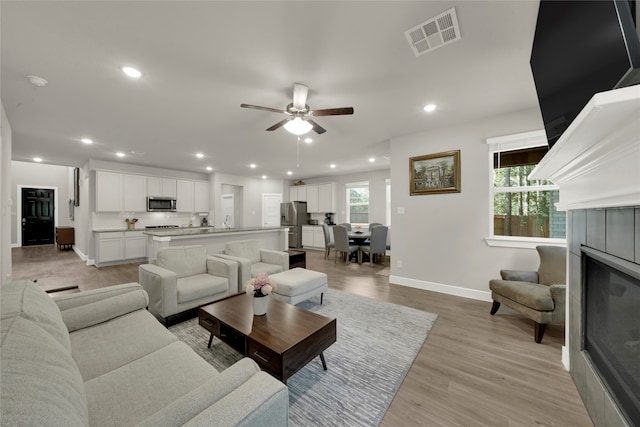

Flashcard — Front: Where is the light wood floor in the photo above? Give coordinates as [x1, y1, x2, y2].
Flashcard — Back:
[11, 245, 592, 426]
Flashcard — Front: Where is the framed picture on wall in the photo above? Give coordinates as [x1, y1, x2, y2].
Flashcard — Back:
[409, 150, 461, 195]
[74, 167, 80, 206]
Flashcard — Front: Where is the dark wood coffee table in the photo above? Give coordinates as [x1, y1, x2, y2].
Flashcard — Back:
[198, 294, 336, 383]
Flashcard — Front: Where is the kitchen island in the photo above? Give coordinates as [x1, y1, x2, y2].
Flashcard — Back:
[144, 226, 289, 262]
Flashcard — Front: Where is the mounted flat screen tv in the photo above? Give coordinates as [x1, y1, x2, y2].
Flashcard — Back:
[530, 0, 640, 148]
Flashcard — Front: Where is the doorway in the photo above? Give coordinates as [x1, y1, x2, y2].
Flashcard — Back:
[262, 193, 282, 226]
[21, 188, 55, 246]
[221, 194, 234, 228]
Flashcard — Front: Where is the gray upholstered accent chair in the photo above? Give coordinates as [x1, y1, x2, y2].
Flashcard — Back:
[322, 223, 335, 259]
[368, 222, 382, 229]
[360, 225, 388, 265]
[333, 225, 361, 264]
[489, 245, 567, 343]
[217, 239, 289, 285]
[139, 245, 238, 324]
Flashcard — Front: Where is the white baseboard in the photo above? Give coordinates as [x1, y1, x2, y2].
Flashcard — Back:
[11, 243, 20, 248]
[72, 246, 94, 265]
[389, 275, 493, 302]
[562, 346, 570, 371]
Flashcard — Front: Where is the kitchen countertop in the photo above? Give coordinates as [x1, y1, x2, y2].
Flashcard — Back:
[93, 228, 147, 233]
[142, 226, 288, 237]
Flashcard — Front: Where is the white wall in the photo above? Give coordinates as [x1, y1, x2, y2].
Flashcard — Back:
[389, 108, 547, 301]
[1, 104, 12, 284]
[11, 161, 74, 246]
[212, 172, 286, 228]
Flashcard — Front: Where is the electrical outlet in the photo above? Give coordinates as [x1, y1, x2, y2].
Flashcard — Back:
[397, 207, 405, 214]
[397, 260, 403, 268]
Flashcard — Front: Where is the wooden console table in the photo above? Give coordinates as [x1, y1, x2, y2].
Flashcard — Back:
[55, 227, 74, 250]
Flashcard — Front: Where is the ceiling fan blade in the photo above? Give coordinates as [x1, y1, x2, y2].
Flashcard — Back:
[310, 107, 354, 116]
[266, 118, 290, 131]
[306, 119, 327, 134]
[292, 83, 309, 111]
[241, 104, 286, 114]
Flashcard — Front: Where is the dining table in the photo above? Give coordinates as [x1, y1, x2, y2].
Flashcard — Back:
[348, 230, 371, 245]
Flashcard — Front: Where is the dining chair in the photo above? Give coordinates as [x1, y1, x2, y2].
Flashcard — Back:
[333, 225, 361, 264]
[337, 223, 352, 232]
[360, 226, 388, 266]
[362, 223, 382, 246]
[322, 223, 335, 259]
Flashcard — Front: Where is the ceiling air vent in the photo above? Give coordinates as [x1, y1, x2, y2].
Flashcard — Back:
[405, 7, 461, 57]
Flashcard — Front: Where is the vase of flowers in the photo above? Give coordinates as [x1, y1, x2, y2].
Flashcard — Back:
[245, 272, 275, 316]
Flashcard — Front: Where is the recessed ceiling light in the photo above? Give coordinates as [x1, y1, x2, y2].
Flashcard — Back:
[26, 75, 48, 87]
[116, 152, 125, 158]
[304, 138, 313, 143]
[330, 164, 336, 169]
[206, 166, 213, 171]
[196, 153, 204, 158]
[33, 157, 42, 162]
[250, 163, 257, 168]
[262, 175, 267, 180]
[81, 138, 93, 144]
[423, 104, 437, 112]
[287, 171, 293, 175]
[121, 66, 142, 78]
[369, 157, 376, 163]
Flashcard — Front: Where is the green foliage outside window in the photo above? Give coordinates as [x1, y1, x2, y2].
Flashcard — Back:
[348, 187, 369, 224]
[493, 165, 563, 238]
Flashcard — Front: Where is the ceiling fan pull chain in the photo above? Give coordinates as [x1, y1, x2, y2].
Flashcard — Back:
[297, 137, 300, 169]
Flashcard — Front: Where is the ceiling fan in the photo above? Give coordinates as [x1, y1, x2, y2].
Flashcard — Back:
[240, 83, 354, 135]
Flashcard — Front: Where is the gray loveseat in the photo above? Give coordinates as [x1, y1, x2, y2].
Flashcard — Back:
[0, 281, 288, 426]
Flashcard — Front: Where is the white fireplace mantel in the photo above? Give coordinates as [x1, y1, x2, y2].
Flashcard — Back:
[530, 85, 640, 211]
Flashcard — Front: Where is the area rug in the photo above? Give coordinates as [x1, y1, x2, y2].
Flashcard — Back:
[169, 289, 437, 426]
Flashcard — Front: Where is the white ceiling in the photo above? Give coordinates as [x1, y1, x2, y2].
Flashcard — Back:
[1, 1, 541, 180]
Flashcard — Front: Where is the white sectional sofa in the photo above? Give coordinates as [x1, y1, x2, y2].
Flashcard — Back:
[0, 281, 288, 426]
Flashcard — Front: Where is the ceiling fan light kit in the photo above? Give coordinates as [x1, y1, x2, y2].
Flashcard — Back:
[241, 83, 354, 135]
[284, 117, 313, 135]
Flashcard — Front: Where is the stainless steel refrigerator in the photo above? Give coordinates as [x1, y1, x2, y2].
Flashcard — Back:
[280, 201, 309, 248]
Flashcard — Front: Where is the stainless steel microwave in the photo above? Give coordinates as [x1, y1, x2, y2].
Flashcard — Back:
[147, 197, 176, 212]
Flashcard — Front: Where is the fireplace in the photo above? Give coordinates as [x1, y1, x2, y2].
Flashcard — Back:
[582, 247, 640, 425]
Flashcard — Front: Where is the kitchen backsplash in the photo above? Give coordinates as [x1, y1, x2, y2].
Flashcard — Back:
[92, 212, 210, 230]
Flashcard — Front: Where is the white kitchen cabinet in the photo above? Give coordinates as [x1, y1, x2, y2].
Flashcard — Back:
[290, 185, 307, 202]
[313, 226, 325, 248]
[123, 174, 147, 212]
[147, 177, 177, 198]
[306, 184, 319, 212]
[194, 181, 210, 212]
[96, 171, 123, 212]
[318, 182, 336, 213]
[96, 232, 125, 263]
[176, 179, 195, 212]
[299, 182, 336, 213]
[302, 225, 325, 248]
[124, 231, 147, 259]
[97, 171, 148, 212]
[301, 226, 314, 247]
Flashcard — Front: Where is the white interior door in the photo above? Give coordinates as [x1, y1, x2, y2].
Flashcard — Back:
[221, 194, 234, 227]
[262, 193, 282, 226]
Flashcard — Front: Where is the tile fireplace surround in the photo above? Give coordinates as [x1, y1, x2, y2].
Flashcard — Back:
[530, 85, 640, 427]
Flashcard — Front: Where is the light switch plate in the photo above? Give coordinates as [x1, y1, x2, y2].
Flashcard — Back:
[397, 207, 405, 214]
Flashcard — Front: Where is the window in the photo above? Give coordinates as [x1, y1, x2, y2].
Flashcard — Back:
[487, 130, 566, 248]
[346, 182, 369, 225]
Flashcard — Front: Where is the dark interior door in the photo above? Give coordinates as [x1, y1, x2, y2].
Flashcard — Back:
[22, 188, 55, 246]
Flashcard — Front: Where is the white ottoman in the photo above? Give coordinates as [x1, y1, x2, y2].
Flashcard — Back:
[270, 268, 328, 305]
